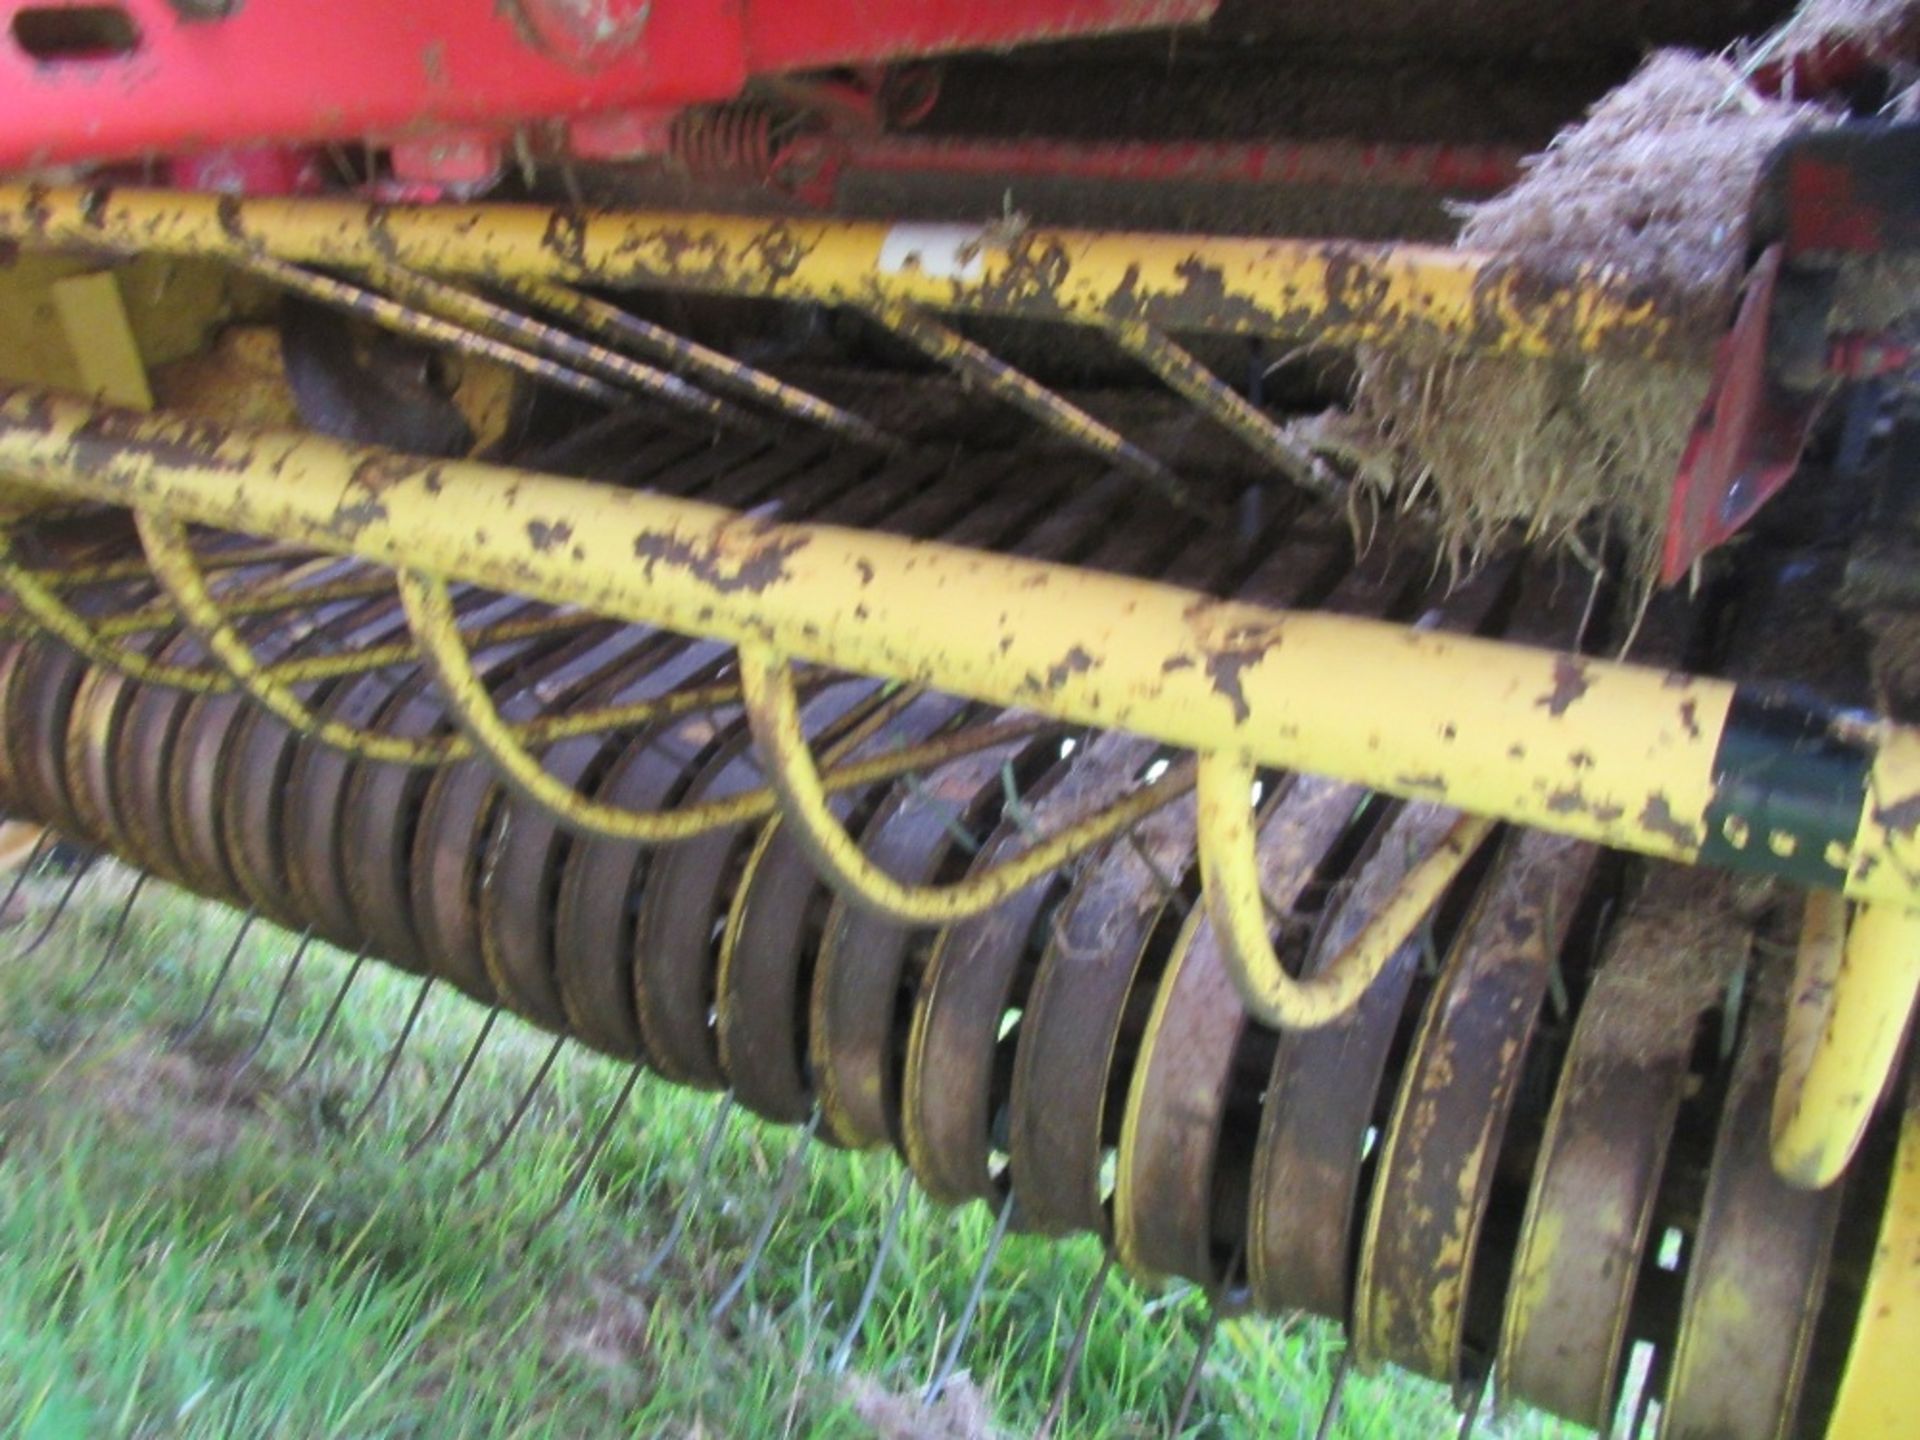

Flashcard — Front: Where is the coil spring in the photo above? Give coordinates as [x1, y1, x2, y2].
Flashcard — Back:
[668, 102, 789, 185]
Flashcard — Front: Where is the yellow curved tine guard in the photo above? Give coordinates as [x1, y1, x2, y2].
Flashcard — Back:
[1774, 897, 1920, 1190]
[3, 384, 1919, 1185]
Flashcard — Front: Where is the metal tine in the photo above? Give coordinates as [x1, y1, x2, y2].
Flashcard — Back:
[1311, 1348, 1352, 1440]
[829, 1169, 914, 1375]
[634, 1094, 738, 1288]
[709, 1106, 825, 1323]
[523, 1060, 648, 1245]
[924, 1189, 1018, 1405]
[1626, 1348, 1667, 1440]
[173, 908, 260, 1046]
[286, 947, 368, 1087]
[1036, 1251, 1115, 1440]
[67, 871, 150, 1008]
[1168, 1304, 1220, 1439]
[1456, 1371, 1490, 1440]
[1167, 1243, 1244, 1440]
[228, 929, 315, 1077]
[344, 975, 436, 1135]
[9, 852, 99, 962]
[0, 828, 54, 920]
[455, 1033, 568, 1190]
[403, 1006, 503, 1160]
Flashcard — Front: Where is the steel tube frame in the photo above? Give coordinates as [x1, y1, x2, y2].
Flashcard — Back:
[0, 188, 1719, 365]
[1, 384, 1914, 912]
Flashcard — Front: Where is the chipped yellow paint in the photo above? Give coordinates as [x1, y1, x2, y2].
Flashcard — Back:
[1825, 1077, 1920, 1438]
[1773, 900, 1920, 1189]
[0, 186, 1721, 365]
[4, 385, 1920, 919]
[1198, 753, 1493, 1029]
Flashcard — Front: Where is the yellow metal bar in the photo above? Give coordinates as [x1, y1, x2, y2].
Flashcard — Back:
[0, 518, 225, 691]
[3, 388, 1918, 914]
[137, 508, 448, 766]
[1772, 899, 1920, 1188]
[861, 299, 1192, 509]
[397, 568, 1056, 839]
[232, 254, 628, 409]
[506, 278, 900, 451]
[735, 640, 1187, 922]
[1825, 1072, 1920, 1438]
[364, 264, 764, 435]
[1197, 748, 1495, 1028]
[0, 187, 1717, 365]
[1108, 321, 1344, 500]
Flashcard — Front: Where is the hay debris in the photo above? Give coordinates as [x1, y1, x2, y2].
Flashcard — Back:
[1769, 0, 1920, 59]
[1299, 50, 1833, 577]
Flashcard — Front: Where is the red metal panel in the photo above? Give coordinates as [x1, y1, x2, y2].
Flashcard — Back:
[0, 0, 746, 168]
[0, 0, 1218, 171]
[1660, 247, 1828, 587]
[742, 0, 1218, 70]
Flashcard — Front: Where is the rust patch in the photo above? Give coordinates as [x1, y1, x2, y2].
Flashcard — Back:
[70, 409, 247, 475]
[348, 452, 420, 494]
[1678, 698, 1702, 740]
[1545, 787, 1624, 823]
[20, 183, 52, 236]
[1873, 790, 1920, 834]
[326, 496, 389, 539]
[1536, 655, 1593, 717]
[526, 518, 574, 554]
[542, 209, 589, 270]
[632, 524, 808, 596]
[215, 194, 249, 246]
[1202, 620, 1280, 725]
[1043, 645, 1096, 690]
[1639, 793, 1699, 849]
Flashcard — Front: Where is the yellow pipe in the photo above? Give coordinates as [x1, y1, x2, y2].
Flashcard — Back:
[137, 509, 446, 765]
[0, 187, 1718, 365]
[396, 570, 1058, 841]
[505, 278, 899, 451]
[1825, 1073, 1920, 1438]
[736, 640, 1188, 922]
[1772, 899, 1920, 1189]
[1197, 747, 1495, 1029]
[860, 299, 1190, 508]
[2, 387, 1918, 917]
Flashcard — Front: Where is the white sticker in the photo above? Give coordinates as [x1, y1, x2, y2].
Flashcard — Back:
[877, 223, 992, 283]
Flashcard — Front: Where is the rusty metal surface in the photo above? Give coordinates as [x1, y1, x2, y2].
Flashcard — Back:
[0, 190, 1723, 366]
[1245, 798, 1459, 1320]
[1496, 865, 1737, 1428]
[1353, 825, 1598, 1381]
[1115, 770, 1362, 1283]
[900, 522, 1241, 1207]
[1659, 946, 1849, 1440]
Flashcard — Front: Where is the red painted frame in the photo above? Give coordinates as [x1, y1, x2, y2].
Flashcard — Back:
[0, 0, 1216, 170]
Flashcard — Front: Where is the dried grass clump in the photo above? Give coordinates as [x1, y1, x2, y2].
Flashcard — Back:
[1302, 52, 1830, 577]
[1770, 0, 1920, 58]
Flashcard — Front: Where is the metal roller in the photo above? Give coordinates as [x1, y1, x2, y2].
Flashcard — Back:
[0, 261, 1911, 1440]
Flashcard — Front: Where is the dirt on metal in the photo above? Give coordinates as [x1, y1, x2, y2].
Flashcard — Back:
[1299, 50, 1829, 577]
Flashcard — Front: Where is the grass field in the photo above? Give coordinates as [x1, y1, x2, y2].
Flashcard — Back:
[0, 860, 1584, 1439]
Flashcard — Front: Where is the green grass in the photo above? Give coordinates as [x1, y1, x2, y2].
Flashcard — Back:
[0, 862, 1581, 1439]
